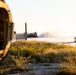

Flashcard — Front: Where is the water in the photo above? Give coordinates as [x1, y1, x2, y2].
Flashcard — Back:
[13, 36, 76, 45]
[27, 37, 75, 42]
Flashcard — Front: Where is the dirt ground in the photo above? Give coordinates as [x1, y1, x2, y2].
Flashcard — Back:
[8, 63, 62, 75]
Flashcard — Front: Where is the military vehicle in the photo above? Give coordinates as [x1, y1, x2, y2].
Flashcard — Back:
[0, 0, 14, 61]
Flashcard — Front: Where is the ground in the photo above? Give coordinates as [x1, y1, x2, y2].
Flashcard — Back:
[8, 63, 62, 75]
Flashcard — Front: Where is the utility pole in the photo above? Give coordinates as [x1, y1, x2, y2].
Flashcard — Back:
[25, 23, 27, 40]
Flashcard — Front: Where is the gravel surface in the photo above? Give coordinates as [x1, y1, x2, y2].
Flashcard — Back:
[8, 63, 62, 75]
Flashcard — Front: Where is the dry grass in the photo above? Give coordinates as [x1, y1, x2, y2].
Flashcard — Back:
[0, 40, 76, 74]
[57, 61, 76, 75]
[10, 40, 76, 63]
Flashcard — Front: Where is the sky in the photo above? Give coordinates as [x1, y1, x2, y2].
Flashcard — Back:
[5, 0, 76, 36]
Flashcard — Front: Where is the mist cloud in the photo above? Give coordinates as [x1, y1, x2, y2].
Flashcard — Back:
[38, 31, 59, 37]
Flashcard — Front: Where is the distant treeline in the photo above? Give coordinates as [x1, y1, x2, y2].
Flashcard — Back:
[27, 32, 37, 38]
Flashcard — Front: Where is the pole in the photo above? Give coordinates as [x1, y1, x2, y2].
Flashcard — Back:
[25, 23, 27, 40]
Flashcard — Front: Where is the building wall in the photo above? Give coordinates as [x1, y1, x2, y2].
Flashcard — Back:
[15, 33, 25, 40]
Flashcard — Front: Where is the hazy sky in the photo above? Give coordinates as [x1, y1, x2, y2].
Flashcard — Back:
[6, 0, 76, 36]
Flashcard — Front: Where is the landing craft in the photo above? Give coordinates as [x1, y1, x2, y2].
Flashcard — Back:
[0, 0, 14, 61]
